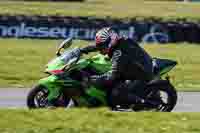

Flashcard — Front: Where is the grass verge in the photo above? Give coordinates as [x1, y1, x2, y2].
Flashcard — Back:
[0, 108, 200, 133]
[0, 38, 200, 91]
[0, 0, 200, 22]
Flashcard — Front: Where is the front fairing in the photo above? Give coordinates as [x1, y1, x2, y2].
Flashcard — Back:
[45, 49, 80, 72]
[45, 57, 65, 72]
[42, 53, 111, 107]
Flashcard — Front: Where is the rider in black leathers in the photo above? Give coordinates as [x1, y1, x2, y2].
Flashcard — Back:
[80, 27, 157, 108]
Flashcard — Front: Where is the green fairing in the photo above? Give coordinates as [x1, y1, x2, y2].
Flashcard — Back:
[75, 86, 107, 107]
[86, 86, 107, 105]
[76, 96, 91, 106]
[70, 58, 90, 71]
[45, 57, 65, 72]
[90, 54, 111, 73]
[67, 54, 109, 106]
[39, 75, 62, 102]
[69, 54, 111, 73]
[39, 75, 82, 102]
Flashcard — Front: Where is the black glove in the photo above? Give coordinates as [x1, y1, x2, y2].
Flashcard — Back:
[80, 45, 98, 55]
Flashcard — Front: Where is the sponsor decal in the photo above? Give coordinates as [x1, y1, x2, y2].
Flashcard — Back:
[0, 16, 200, 43]
[0, 22, 136, 40]
[0, 22, 169, 43]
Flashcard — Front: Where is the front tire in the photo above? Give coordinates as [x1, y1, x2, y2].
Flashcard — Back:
[27, 85, 49, 109]
[27, 85, 70, 109]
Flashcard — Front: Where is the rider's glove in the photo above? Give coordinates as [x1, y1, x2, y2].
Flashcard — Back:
[80, 45, 98, 55]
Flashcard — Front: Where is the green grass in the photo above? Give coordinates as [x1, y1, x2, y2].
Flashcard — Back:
[0, 38, 200, 91]
[0, 108, 200, 133]
[0, 0, 200, 22]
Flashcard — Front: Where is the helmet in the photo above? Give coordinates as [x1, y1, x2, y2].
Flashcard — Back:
[95, 27, 119, 55]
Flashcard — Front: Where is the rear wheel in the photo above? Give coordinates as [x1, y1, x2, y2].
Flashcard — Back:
[27, 85, 70, 109]
[141, 81, 177, 112]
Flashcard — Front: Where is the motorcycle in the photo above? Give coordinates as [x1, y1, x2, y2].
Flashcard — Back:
[27, 38, 177, 112]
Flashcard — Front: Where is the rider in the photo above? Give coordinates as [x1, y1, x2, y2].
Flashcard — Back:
[80, 27, 157, 108]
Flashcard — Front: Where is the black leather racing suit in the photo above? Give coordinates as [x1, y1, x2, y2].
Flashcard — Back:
[80, 37, 154, 105]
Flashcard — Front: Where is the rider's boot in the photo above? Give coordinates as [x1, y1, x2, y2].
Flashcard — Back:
[111, 81, 160, 109]
[126, 80, 160, 108]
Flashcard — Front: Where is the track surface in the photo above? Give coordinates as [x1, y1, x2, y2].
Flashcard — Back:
[0, 88, 199, 112]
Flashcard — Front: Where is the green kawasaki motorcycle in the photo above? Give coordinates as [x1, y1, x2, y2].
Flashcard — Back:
[27, 38, 177, 112]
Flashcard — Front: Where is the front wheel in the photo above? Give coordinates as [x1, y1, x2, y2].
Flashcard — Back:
[27, 85, 70, 109]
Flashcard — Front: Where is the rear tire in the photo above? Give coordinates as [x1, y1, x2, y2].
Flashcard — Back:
[143, 81, 177, 112]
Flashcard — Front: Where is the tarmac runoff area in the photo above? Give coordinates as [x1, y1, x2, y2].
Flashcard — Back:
[0, 88, 199, 112]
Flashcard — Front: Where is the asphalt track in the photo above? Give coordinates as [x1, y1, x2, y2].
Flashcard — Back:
[0, 88, 199, 112]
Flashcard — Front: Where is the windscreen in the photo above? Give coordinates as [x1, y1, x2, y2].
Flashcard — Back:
[60, 48, 80, 64]
[46, 48, 80, 72]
